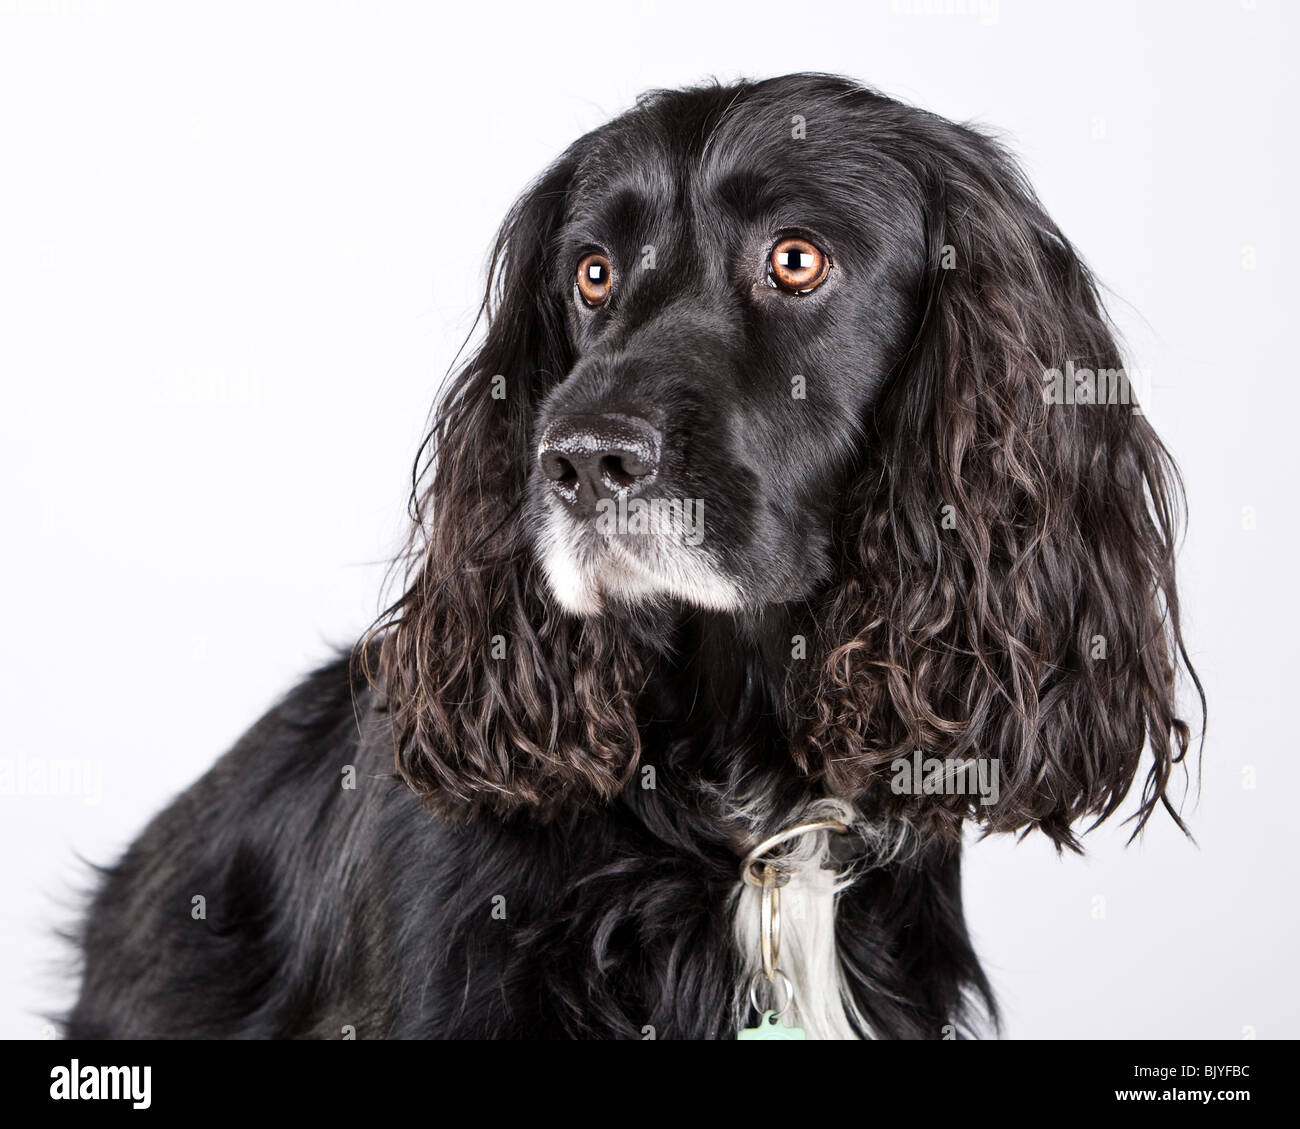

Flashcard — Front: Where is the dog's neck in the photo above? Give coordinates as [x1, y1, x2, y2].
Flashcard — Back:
[642, 608, 794, 733]
[632, 606, 831, 836]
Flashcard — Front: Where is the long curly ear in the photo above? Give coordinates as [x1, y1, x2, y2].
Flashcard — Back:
[795, 120, 1203, 850]
[362, 147, 644, 821]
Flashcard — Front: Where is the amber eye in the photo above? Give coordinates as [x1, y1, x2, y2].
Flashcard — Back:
[768, 237, 829, 294]
[576, 252, 613, 307]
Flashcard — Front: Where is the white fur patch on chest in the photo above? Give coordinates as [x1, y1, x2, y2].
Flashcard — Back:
[731, 798, 874, 1040]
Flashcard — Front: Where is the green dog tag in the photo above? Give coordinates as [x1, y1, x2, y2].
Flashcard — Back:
[738, 1010, 806, 1040]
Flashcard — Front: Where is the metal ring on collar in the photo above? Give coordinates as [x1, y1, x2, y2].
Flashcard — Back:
[740, 818, 850, 887]
[748, 968, 794, 1018]
[760, 866, 781, 979]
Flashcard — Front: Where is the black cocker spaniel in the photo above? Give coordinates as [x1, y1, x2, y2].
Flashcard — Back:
[69, 73, 1201, 1040]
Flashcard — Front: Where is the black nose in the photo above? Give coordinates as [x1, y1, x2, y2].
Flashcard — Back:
[538, 413, 662, 515]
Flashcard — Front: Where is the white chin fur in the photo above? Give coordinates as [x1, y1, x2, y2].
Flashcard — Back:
[537, 502, 742, 615]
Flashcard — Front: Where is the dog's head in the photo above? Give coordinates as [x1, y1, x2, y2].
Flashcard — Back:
[369, 74, 1200, 844]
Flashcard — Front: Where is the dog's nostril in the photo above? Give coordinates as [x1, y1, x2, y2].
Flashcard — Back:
[600, 453, 640, 489]
[541, 452, 578, 486]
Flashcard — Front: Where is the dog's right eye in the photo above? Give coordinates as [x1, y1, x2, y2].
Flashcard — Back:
[768, 237, 830, 294]
[576, 253, 613, 307]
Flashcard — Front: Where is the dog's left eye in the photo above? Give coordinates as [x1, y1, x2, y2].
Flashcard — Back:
[576, 252, 613, 307]
[768, 237, 830, 294]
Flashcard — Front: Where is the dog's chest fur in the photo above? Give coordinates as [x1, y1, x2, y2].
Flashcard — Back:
[394, 635, 942, 1040]
[70, 654, 988, 1040]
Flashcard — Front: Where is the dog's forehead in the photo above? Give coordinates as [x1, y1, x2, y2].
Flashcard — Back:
[564, 86, 907, 238]
[565, 105, 719, 223]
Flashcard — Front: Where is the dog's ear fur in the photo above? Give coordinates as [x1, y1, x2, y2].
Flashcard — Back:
[363, 145, 644, 821]
[793, 117, 1202, 849]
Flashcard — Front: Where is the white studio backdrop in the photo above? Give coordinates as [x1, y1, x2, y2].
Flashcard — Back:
[1, 0, 1296, 1038]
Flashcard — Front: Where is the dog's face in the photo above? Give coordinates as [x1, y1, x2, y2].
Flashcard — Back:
[531, 90, 923, 614]
[375, 74, 1198, 841]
